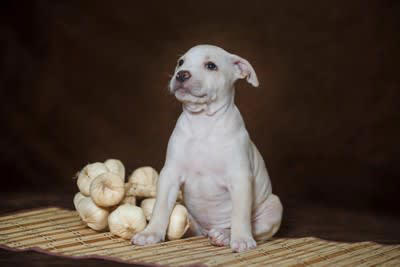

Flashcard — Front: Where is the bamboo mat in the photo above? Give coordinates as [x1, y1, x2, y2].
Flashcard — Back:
[0, 207, 399, 267]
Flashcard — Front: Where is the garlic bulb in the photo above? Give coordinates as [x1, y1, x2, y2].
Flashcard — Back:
[126, 166, 158, 198]
[139, 199, 190, 240]
[167, 204, 190, 240]
[121, 195, 136, 206]
[104, 159, 125, 181]
[77, 162, 108, 196]
[140, 198, 156, 221]
[77, 197, 109, 231]
[108, 204, 147, 239]
[73, 192, 87, 210]
[90, 172, 125, 207]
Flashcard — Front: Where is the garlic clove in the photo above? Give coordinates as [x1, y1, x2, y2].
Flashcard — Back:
[73, 192, 87, 210]
[127, 166, 159, 198]
[90, 172, 125, 207]
[122, 183, 138, 206]
[140, 198, 156, 221]
[77, 162, 108, 196]
[86, 162, 109, 177]
[121, 195, 137, 206]
[77, 197, 109, 231]
[104, 159, 125, 181]
[108, 204, 147, 240]
[125, 183, 157, 198]
[167, 204, 190, 240]
[128, 166, 159, 184]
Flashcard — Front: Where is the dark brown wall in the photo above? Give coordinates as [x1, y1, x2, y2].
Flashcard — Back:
[1, 1, 399, 215]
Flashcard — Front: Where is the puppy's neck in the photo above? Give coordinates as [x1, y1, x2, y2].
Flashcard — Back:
[180, 89, 242, 137]
[182, 89, 234, 117]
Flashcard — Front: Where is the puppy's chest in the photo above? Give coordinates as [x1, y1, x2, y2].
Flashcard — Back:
[175, 136, 233, 228]
[177, 137, 228, 177]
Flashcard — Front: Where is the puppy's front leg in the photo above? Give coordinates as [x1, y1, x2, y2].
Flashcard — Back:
[230, 174, 256, 252]
[131, 167, 180, 245]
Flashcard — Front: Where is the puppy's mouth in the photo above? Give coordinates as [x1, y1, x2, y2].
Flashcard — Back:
[173, 86, 207, 98]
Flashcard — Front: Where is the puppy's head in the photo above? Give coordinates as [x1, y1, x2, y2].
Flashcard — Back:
[169, 45, 258, 111]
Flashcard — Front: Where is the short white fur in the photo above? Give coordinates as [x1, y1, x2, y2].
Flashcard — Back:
[132, 45, 283, 253]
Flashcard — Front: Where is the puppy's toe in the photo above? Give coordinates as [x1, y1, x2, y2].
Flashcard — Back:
[230, 236, 257, 253]
[208, 228, 231, 247]
[131, 231, 162, 246]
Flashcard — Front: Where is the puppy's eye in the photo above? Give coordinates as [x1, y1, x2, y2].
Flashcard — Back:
[178, 59, 184, 67]
[205, 61, 218, 71]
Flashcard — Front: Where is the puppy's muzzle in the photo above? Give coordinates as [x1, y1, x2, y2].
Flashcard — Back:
[176, 70, 191, 83]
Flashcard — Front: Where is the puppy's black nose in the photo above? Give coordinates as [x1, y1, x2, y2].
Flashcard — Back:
[176, 70, 191, 82]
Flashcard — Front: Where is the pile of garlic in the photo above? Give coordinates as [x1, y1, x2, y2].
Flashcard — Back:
[73, 159, 190, 241]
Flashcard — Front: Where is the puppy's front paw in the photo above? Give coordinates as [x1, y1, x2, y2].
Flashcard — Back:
[131, 231, 163, 246]
[230, 236, 257, 253]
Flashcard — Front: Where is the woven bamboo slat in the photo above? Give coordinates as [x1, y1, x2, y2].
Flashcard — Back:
[0, 207, 398, 266]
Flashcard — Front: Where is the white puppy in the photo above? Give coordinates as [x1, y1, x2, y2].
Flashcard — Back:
[132, 45, 283, 252]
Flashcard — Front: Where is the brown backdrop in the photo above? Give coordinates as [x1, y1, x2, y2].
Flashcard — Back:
[1, 0, 399, 242]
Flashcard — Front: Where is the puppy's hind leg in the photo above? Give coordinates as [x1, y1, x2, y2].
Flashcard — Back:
[185, 212, 206, 237]
[252, 194, 283, 241]
[186, 214, 231, 247]
[208, 228, 231, 247]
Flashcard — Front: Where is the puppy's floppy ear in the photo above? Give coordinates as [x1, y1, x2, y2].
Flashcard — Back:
[230, 54, 259, 87]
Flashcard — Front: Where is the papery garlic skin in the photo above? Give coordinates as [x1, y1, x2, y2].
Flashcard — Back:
[77, 197, 109, 231]
[167, 204, 190, 240]
[140, 198, 156, 221]
[125, 183, 157, 198]
[126, 167, 159, 198]
[90, 172, 125, 207]
[73, 192, 87, 210]
[121, 195, 137, 206]
[104, 159, 125, 181]
[74, 162, 189, 240]
[77, 162, 108, 196]
[108, 204, 147, 239]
